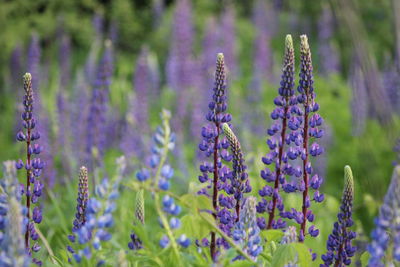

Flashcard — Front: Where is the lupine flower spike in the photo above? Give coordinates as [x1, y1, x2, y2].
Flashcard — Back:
[0, 161, 29, 267]
[232, 197, 262, 261]
[321, 166, 356, 266]
[71, 167, 89, 234]
[367, 165, 400, 266]
[222, 123, 251, 221]
[257, 35, 297, 230]
[68, 157, 125, 264]
[16, 73, 44, 266]
[128, 190, 144, 250]
[197, 53, 233, 260]
[296, 35, 324, 242]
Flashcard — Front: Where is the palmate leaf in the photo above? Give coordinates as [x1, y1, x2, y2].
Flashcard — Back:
[271, 243, 311, 267]
[175, 214, 213, 240]
[180, 193, 213, 211]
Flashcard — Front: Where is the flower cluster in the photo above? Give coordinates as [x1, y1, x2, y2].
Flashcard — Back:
[257, 35, 324, 242]
[222, 123, 251, 220]
[69, 166, 89, 236]
[121, 47, 153, 158]
[232, 197, 262, 261]
[295, 34, 324, 241]
[0, 161, 29, 267]
[86, 42, 113, 170]
[257, 35, 297, 230]
[321, 166, 356, 266]
[166, 0, 194, 133]
[367, 165, 400, 266]
[16, 73, 44, 265]
[135, 110, 176, 191]
[198, 53, 236, 259]
[67, 157, 125, 264]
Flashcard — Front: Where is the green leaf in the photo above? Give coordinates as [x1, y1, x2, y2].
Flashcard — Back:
[179, 193, 212, 211]
[271, 244, 297, 267]
[261, 229, 284, 244]
[175, 214, 213, 240]
[291, 243, 312, 267]
[271, 243, 311, 267]
[360, 251, 370, 266]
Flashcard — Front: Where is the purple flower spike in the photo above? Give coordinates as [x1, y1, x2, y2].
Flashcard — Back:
[16, 73, 44, 261]
[72, 167, 89, 233]
[321, 166, 356, 266]
[197, 53, 234, 261]
[297, 35, 324, 241]
[367, 166, 400, 266]
[258, 35, 296, 230]
[222, 123, 251, 220]
[86, 41, 113, 171]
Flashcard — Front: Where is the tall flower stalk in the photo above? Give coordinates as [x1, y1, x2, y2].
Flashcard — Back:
[16, 73, 44, 265]
[0, 161, 29, 267]
[86, 42, 113, 172]
[296, 35, 324, 241]
[232, 197, 262, 261]
[257, 35, 297, 230]
[73, 167, 89, 233]
[198, 53, 233, 260]
[222, 123, 251, 221]
[321, 166, 356, 266]
[367, 165, 400, 266]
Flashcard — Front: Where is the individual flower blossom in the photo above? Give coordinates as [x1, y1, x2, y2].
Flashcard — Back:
[367, 166, 400, 266]
[257, 35, 299, 230]
[197, 53, 235, 260]
[128, 190, 144, 251]
[0, 162, 29, 267]
[295, 35, 324, 241]
[16, 73, 43, 265]
[222, 123, 251, 220]
[232, 197, 262, 261]
[85, 41, 113, 170]
[321, 166, 356, 266]
[68, 157, 125, 264]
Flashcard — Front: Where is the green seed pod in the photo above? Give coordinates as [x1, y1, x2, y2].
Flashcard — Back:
[135, 189, 145, 225]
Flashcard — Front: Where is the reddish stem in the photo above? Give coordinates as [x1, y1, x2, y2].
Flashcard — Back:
[210, 122, 220, 261]
[300, 98, 310, 242]
[25, 127, 31, 249]
[267, 105, 289, 229]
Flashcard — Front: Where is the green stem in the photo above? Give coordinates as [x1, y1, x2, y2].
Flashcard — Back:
[197, 211, 255, 263]
[35, 225, 58, 265]
[152, 115, 183, 267]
